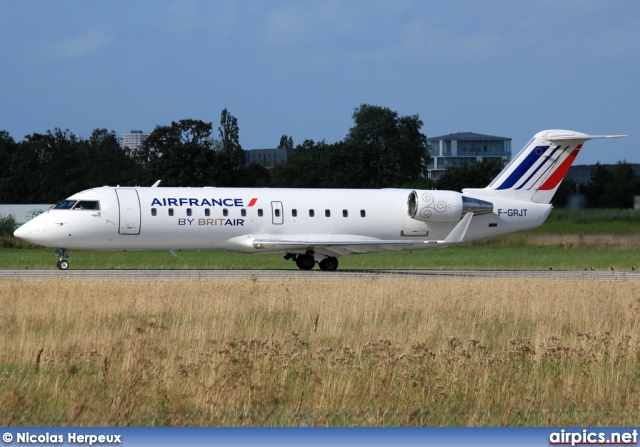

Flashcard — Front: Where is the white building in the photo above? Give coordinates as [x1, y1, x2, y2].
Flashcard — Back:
[120, 130, 150, 151]
[426, 132, 512, 180]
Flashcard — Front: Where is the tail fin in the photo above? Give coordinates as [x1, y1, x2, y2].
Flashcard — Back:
[463, 130, 626, 204]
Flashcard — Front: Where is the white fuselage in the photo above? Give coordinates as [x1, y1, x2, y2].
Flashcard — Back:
[16, 186, 551, 254]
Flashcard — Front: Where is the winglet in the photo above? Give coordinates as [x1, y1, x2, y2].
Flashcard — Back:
[443, 212, 473, 244]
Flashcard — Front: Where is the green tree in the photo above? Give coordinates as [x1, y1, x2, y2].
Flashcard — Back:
[0, 214, 16, 236]
[272, 105, 429, 188]
[21, 129, 86, 202]
[86, 129, 142, 187]
[607, 162, 639, 208]
[137, 120, 215, 187]
[582, 162, 639, 209]
[278, 135, 293, 150]
[213, 109, 246, 186]
[583, 163, 612, 208]
[243, 163, 272, 187]
[552, 179, 580, 208]
[434, 159, 505, 192]
[344, 104, 429, 187]
[0, 131, 22, 202]
[271, 139, 331, 187]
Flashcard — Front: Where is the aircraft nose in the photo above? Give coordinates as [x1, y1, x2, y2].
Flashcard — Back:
[13, 218, 45, 244]
[13, 225, 27, 239]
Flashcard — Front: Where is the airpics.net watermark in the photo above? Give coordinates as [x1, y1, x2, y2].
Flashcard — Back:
[549, 429, 638, 446]
[3, 432, 121, 446]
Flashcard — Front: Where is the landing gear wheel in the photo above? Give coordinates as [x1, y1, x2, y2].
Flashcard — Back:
[55, 248, 70, 270]
[319, 257, 339, 271]
[57, 260, 70, 270]
[295, 254, 315, 270]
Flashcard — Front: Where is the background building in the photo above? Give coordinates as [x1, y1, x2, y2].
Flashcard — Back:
[427, 132, 512, 180]
[244, 148, 292, 167]
[0, 204, 53, 227]
[120, 130, 150, 151]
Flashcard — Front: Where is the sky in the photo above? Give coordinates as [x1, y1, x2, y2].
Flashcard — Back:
[1, 0, 639, 165]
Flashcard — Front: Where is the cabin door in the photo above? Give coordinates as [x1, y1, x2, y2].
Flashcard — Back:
[115, 188, 141, 235]
[271, 201, 284, 225]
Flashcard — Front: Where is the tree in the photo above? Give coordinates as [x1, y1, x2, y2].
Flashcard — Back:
[136, 120, 215, 187]
[86, 129, 142, 187]
[243, 163, 272, 187]
[582, 162, 638, 209]
[271, 139, 332, 187]
[343, 104, 429, 187]
[20, 128, 85, 202]
[0, 131, 21, 202]
[213, 109, 246, 186]
[278, 135, 293, 150]
[434, 159, 504, 192]
[552, 178, 580, 208]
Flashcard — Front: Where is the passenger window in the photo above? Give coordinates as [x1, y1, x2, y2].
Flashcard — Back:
[74, 201, 100, 210]
[186, 208, 192, 217]
[258, 209, 263, 217]
[169, 208, 174, 216]
[223, 209, 228, 217]
[292, 209, 297, 217]
[343, 210, 348, 217]
[151, 208, 157, 216]
[325, 209, 331, 217]
[360, 210, 366, 218]
[241, 209, 246, 217]
[275, 209, 281, 217]
[205, 208, 210, 217]
[309, 209, 315, 217]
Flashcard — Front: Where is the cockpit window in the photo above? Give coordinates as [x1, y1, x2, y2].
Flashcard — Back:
[54, 200, 77, 209]
[73, 201, 100, 210]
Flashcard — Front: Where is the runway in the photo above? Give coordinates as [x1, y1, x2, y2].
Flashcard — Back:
[0, 269, 638, 281]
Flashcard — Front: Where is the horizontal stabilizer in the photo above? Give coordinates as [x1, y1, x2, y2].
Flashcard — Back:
[465, 130, 626, 204]
[546, 132, 626, 144]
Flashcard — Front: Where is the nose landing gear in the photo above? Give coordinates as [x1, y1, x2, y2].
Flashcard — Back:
[55, 248, 70, 270]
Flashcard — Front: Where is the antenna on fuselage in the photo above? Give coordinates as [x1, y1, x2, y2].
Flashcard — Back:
[151, 180, 161, 187]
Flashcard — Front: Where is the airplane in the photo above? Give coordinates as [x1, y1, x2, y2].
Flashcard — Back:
[14, 130, 624, 271]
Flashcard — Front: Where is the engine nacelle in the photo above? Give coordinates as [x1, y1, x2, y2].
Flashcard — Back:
[408, 190, 493, 223]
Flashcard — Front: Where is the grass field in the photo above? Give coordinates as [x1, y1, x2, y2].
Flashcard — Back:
[2, 277, 640, 426]
[1, 242, 639, 271]
[2, 209, 639, 426]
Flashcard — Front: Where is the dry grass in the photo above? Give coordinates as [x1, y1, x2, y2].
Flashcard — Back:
[494, 233, 640, 250]
[1, 277, 640, 426]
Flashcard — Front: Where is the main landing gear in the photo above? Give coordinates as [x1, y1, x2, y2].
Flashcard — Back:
[285, 251, 339, 271]
[55, 248, 70, 270]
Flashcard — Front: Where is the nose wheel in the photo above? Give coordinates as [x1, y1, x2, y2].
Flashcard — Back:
[55, 248, 70, 270]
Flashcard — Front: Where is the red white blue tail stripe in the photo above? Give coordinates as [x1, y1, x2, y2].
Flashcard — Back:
[465, 130, 625, 204]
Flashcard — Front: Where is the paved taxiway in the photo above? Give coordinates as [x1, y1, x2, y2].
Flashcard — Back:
[0, 269, 638, 281]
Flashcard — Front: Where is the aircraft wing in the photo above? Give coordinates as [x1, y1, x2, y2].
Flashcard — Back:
[252, 238, 441, 257]
[252, 212, 474, 256]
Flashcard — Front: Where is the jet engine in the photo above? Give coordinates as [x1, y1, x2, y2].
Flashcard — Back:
[407, 190, 494, 223]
